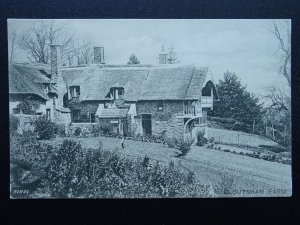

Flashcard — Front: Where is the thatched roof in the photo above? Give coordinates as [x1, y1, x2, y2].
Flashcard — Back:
[62, 64, 210, 101]
[9, 64, 50, 100]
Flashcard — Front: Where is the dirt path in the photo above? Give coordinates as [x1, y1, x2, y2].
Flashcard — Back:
[51, 136, 292, 197]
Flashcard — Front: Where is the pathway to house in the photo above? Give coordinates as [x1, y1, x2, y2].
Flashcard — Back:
[50, 136, 292, 197]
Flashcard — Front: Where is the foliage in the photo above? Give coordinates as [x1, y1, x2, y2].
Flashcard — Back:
[208, 71, 263, 126]
[127, 54, 140, 64]
[176, 135, 194, 157]
[55, 124, 66, 137]
[231, 121, 250, 133]
[74, 127, 81, 137]
[16, 96, 40, 114]
[11, 135, 209, 198]
[47, 140, 85, 197]
[10, 115, 19, 134]
[10, 133, 53, 197]
[34, 116, 56, 140]
[196, 130, 208, 147]
[166, 136, 178, 148]
[99, 121, 113, 135]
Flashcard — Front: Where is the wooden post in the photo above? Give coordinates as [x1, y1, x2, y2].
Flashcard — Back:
[272, 124, 275, 140]
[252, 119, 255, 134]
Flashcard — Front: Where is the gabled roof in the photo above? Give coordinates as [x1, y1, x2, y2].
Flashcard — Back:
[62, 64, 209, 101]
[9, 64, 50, 100]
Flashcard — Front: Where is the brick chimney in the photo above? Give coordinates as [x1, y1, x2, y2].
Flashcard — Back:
[50, 44, 61, 80]
[94, 47, 105, 64]
[159, 45, 167, 64]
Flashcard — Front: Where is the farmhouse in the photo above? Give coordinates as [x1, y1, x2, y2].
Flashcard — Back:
[9, 45, 219, 138]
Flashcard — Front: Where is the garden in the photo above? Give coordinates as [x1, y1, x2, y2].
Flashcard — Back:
[10, 115, 211, 198]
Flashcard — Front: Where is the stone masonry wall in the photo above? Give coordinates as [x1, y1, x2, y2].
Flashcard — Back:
[136, 100, 184, 138]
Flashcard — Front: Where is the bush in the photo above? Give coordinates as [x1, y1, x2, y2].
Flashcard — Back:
[34, 116, 56, 140]
[99, 121, 113, 135]
[196, 130, 208, 147]
[176, 135, 194, 157]
[56, 124, 66, 137]
[10, 134, 53, 197]
[259, 144, 287, 153]
[91, 124, 100, 137]
[10, 115, 19, 134]
[231, 121, 250, 132]
[47, 140, 84, 198]
[74, 127, 81, 137]
[166, 136, 177, 148]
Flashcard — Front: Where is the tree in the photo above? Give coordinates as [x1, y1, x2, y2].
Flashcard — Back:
[263, 20, 291, 145]
[71, 40, 94, 66]
[208, 71, 263, 126]
[9, 31, 18, 63]
[19, 20, 74, 64]
[127, 54, 140, 64]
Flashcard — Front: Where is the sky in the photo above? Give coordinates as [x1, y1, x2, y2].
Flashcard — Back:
[7, 19, 291, 98]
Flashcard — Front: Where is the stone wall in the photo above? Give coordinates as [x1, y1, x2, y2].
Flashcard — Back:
[136, 100, 185, 138]
[54, 110, 71, 125]
[65, 123, 99, 137]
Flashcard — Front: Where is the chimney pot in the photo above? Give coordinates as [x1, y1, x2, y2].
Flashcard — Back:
[94, 47, 105, 64]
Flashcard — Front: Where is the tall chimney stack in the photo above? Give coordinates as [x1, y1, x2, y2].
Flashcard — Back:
[50, 44, 61, 79]
[94, 47, 105, 64]
[159, 45, 167, 64]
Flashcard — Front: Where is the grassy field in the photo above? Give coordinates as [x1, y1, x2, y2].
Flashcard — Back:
[207, 127, 278, 147]
[46, 136, 292, 197]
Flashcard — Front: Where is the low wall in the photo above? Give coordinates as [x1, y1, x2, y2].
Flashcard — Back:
[65, 123, 99, 137]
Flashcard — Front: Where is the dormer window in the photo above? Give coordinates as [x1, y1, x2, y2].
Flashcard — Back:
[70, 86, 80, 98]
[106, 87, 125, 100]
[43, 84, 49, 94]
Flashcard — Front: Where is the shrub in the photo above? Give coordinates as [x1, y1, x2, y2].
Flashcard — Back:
[214, 173, 235, 197]
[99, 121, 113, 135]
[176, 135, 194, 157]
[91, 124, 100, 137]
[166, 136, 177, 148]
[10, 115, 19, 134]
[196, 130, 208, 147]
[47, 140, 84, 198]
[10, 135, 53, 197]
[259, 144, 287, 153]
[56, 124, 66, 137]
[231, 121, 250, 132]
[74, 127, 81, 137]
[34, 116, 56, 140]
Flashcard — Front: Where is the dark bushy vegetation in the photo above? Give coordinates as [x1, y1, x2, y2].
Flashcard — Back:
[99, 121, 113, 135]
[34, 116, 56, 140]
[10, 135, 208, 198]
[10, 115, 19, 134]
[196, 131, 208, 147]
[176, 135, 194, 157]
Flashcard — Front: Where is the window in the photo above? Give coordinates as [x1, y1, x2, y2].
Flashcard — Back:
[70, 86, 80, 98]
[72, 110, 81, 122]
[43, 84, 49, 94]
[46, 109, 51, 120]
[90, 113, 96, 123]
[157, 101, 164, 111]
